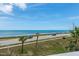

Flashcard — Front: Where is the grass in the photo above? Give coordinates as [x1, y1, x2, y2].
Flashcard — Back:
[0, 36, 73, 56]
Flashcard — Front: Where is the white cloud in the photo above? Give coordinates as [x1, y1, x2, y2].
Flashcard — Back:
[29, 3, 46, 8]
[0, 3, 27, 14]
[14, 3, 27, 10]
[68, 16, 79, 20]
[0, 4, 13, 14]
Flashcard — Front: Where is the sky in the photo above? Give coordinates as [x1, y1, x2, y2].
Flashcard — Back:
[0, 3, 79, 30]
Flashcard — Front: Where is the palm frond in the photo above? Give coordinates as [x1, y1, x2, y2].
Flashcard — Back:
[19, 37, 24, 41]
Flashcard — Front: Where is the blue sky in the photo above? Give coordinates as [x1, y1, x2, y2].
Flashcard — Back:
[0, 3, 79, 30]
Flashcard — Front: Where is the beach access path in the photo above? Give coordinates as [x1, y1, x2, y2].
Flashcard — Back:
[49, 51, 79, 56]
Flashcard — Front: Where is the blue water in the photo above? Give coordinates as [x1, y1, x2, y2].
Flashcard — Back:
[0, 30, 69, 37]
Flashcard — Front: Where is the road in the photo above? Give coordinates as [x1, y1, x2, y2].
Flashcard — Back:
[0, 34, 70, 50]
[0, 33, 70, 46]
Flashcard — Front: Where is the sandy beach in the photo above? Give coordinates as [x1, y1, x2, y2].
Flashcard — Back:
[0, 33, 70, 46]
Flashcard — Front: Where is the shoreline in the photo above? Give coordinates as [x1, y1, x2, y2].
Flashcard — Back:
[0, 32, 70, 39]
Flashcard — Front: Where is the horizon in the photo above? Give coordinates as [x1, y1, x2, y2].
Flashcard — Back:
[0, 29, 70, 31]
[0, 3, 79, 30]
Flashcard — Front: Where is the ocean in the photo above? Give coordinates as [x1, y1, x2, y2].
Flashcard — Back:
[0, 30, 69, 37]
